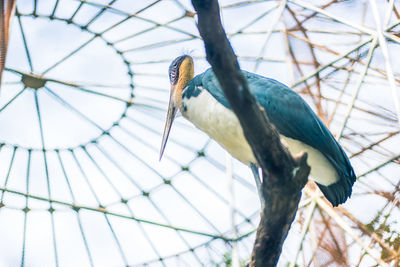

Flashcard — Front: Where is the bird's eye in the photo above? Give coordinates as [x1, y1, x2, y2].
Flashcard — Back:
[169, 57, 184, 83]
[169, 69, 177, 83]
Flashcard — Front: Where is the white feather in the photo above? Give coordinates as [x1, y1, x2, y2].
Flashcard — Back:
[182, 87, 338, 186]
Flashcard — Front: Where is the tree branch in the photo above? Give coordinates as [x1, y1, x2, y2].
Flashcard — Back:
[191, 1, 310, 266]
[0, 0, 17, 92]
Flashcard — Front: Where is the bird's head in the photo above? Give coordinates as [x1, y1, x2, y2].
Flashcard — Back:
[159, 55, 194, 160]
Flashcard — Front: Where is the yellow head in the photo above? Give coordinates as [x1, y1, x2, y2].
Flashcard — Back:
[160, 55, 194, 160]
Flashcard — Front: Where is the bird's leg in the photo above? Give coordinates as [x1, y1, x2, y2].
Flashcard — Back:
[250, 163, 265, 207]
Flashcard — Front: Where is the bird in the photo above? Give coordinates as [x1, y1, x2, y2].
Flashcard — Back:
[159, 55, 356, 207]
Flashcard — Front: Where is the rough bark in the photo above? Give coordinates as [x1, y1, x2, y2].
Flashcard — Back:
[191, 1, 311, 266]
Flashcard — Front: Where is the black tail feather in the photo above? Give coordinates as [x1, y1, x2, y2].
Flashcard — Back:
[316, 171, 356, 207]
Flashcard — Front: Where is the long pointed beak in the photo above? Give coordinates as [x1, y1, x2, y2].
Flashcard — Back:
[160, 85, 178, 160]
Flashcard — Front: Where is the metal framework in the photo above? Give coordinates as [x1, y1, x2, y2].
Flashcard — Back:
[0, 0, 399, 266]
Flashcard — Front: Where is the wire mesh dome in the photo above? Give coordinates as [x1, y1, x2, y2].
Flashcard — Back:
[0, 0, 399, 266]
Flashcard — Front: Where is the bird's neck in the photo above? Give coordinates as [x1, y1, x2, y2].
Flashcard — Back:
[175, 60, 194, 110]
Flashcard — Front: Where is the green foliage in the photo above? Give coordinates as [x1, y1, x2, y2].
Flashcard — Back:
[218, 251, 248, 267]
[365, 209, 400, 260]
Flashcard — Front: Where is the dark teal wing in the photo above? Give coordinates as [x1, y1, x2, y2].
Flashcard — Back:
[200, 68, 356, 206]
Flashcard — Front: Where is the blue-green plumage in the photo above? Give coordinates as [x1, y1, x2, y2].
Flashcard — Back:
[182, 68, 356, 206]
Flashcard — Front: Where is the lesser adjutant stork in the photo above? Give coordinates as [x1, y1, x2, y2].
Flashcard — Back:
[160, 55, 356, 207]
